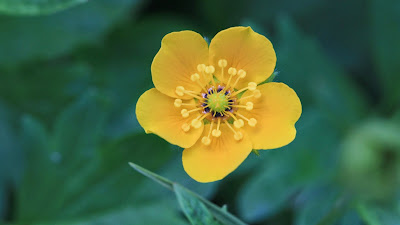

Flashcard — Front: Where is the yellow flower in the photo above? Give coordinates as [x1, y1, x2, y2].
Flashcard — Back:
[136, 27, 302, 183]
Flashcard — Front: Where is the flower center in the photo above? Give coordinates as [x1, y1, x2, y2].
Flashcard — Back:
[173, 59, 262, 145]
[206, 90, 229, 113]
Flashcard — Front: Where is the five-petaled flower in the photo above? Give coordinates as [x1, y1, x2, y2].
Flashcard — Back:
[136, 26, 302, 183]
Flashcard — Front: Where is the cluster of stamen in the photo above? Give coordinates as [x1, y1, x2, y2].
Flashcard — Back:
[174, 59, 261, 145]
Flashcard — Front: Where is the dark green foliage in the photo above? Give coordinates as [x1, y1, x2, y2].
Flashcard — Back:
[0, 0, 400, 224]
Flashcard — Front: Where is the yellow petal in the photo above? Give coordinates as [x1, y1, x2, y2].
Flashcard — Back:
[136, 88, 204, 148]
[209, 26, 276, 89]
[238, 82, 302, 150]
[182, 124, 252, 183]
[152, 30, 210, 99]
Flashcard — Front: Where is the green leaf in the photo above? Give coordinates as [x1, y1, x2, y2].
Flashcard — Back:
[276, 16, 368, 131]
[340, 118, 400, 201]
[357, 203, 400, 225]
[0, 103, 23, 184]
[238, 109, 339, 222]
[174, 184, 222, 225]
[129, 163, 248, 225]
[0, 0, 87, 15]
[16, 92, 179, 224]
[294, 187, 348, 225]
[369, 0, 400, 110]
[0, 0, 142, 66]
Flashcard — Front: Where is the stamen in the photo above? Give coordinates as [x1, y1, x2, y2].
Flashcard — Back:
[201, 136, 211, 145]
[191, 119, 202, 129]
[218, 59, 228, 68]
[201, 120, 214, 146]
[198, 112, 210, 121]
[181, 123, 191, 132]
[224, 67, 237, 90]
[181, 109, 189, 118]
[212, 118, 222, 137]
[224, 120, 243, 141]
[248, 82, 257, 91]
[239, 90, 261, 101]
[234, 119, 244, 128]
[231, 82, 258, 97]
[176, 86, 202, 99]
[174, 99, 197, 108]
[175, 86, 185, 96]
[174, 99, 182, 107]
[231, 102, 253, 111]
[245, 102, 253, 110]
[197, 64, 206, 72]
[205, 65, 216, 86]
[191, 73, 207, 92]
[205, 66, 215, 74]
[218, 59, 227, 78]
[190, 73, 200, 81]
[181, 108, 203, 118]
[237, 113, 257, 127]
[225, 111, 244, 128]
[231, 69, 246, 89]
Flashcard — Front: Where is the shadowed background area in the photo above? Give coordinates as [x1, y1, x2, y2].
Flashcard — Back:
[0, 0, 400, 224]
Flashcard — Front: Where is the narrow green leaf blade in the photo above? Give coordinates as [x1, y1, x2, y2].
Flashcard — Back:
[129, 162, 248, 225]
[128, 162, 174, 191]
[0, 0, 87, 15]
[173, 183, 222, 225]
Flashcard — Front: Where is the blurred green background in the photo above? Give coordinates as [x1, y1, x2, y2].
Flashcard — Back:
[1, 0, 400, 224]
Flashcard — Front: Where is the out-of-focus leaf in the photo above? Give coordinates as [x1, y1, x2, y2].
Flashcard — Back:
[16, 91, 179, 224]
[129, 163, 248, 225]
[0, 0, 142, 66]
[34, 201, 188, 225]
[174, 183, 222, 225]
[276, 16, 368, 131]
[0, 0, 87, 15]
[238, 109, 339, 222]
[370, 0, 400, 110]
[0, 102, 23, 185]
[337, 210, 363, 225]
[340, 118, 400, 201]
[357, 203, 400, 225]
[0, 183, 5, 221]
[294, 187, 347, 225]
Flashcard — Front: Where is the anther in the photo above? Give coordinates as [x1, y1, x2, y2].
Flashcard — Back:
[212, 118, 222, 137]
[218, 59, 227, 67]
[181, 109, 189, 118]
[174, 99, 182, 107]
[197, 64, 206, 72]
[246, 102, 254, 111]
[231, 69, 247, 89]
[190, 73, 200, 81]
[228, 67, 237, 76]
[237, 113, 257, 127]
[224, 120, 243, 141]
[234, 131, 243, 141]
[238, 89, 261, 101]
[205, 66, 215, 74]
[248, 82, 257, 91]
[201, 136, 211, 145]
[212, 129, 221, 137]
[181, 123, 191, 132]
[202, 120, 214, 145]
[191, 119, 202, 129]
[237, 69, 246, 78]
[175, 86, 185, 96]
[248, 118, 257, 127]
[233, 119, 244, 128]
